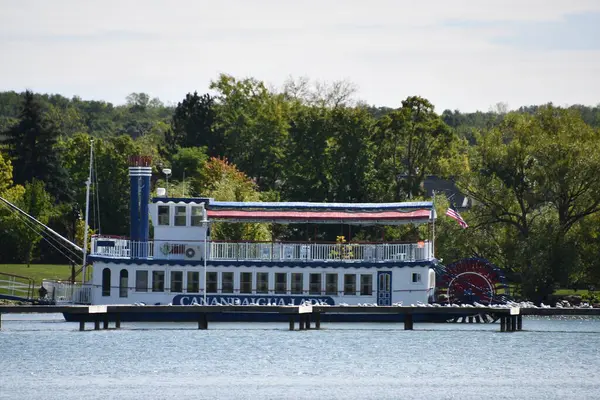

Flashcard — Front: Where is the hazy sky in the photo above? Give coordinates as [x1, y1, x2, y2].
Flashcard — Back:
[1, 0, 599, 112]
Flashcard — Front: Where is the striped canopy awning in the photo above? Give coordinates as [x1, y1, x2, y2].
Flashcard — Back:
[206, 201, 434, 225]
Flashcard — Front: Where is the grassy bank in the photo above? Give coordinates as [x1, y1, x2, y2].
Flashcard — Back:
[0, 264, 73, 285]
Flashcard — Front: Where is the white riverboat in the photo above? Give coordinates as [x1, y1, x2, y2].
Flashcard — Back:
[64, 156, 441, 322]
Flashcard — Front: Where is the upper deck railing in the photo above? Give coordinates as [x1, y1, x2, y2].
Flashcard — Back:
[91, 237, 434, 263]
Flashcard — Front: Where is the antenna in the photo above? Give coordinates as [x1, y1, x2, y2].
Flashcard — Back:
[162, 168, 172, 196]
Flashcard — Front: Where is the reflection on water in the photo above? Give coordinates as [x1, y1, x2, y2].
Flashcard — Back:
[1, 315, 600, 400]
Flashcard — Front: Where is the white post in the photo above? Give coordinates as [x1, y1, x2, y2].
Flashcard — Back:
[431, 190, 436, 260]
[203, 220, 208, 305]
[203, 206, 208, 305]
[82, 139, 94, 284]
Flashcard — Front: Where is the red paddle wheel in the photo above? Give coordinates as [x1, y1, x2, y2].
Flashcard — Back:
[438, 258, 509, 305]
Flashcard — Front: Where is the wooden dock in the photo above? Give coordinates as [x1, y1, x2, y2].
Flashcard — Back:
[1, 304, 598, 332]
[0, 304, 544, 332]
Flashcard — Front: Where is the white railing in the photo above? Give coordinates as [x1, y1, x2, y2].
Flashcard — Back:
[209, 241, 432, 262]
[91, 236, 433, 262]
[42, 280, 93, 304]
[0, 275, 33, 299]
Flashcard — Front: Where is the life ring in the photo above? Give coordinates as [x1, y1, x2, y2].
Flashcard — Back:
[185, 247, 196, 258]
[160, 243, 170, 255]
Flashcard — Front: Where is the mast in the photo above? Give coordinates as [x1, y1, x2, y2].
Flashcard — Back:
[82, 139, 93, 284]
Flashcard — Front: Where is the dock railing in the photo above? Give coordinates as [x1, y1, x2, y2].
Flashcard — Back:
[91, 236, 433, 262]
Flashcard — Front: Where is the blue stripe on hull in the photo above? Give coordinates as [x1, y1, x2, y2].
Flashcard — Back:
[62, 311, 462, 323]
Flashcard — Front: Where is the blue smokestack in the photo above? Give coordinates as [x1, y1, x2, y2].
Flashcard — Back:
[129, 174, 140, 242]
[129, 156, 152, 258]
[139, 174, 151, 242]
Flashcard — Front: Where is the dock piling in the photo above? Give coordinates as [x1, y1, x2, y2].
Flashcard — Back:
[517, 315, 522, 331]
[315, 313, 321, 330]
[103, 317, 109, 330]
[500, 316, 506, 332]
[289, 316, 295, 331]
[198, 313, 208, 330]
[305, 314, 311, 329]
[79, 321, 85, 331]
[115, 314, 121, 329]
[404, 314, 414, 330]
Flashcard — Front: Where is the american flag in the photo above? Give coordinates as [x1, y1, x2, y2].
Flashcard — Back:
[446, 205, 468, 228]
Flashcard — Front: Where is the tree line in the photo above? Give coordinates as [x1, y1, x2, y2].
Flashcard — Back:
[1, 74, 599, 302]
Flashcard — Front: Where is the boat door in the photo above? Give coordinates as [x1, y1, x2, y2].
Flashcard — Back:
[377, 271, 392, 306]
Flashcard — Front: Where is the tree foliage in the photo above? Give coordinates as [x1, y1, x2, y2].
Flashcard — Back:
[1, 80, 600, 299]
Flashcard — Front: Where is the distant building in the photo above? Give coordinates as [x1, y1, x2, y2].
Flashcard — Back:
[422, 176, 473, 209]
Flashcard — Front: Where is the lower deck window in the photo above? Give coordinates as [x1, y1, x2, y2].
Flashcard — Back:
[326, 273, 338, 295]
[240, 272, 252, 294]
[187, 271, 199, 293]
[412, 273, 422, 283]
[152, 271, 165, 292]
[360, 274, 373, 296]
[275, 273, 287, 294]
[170, 271, 183, 293]
[222, 272, 234, 293]
[207, 272, 218, 293]
[309, 273, 321, 295]
[257, 272, 268, 294]
[135, 270, 148, 292]
[102, 268, 111, 297]
[344, 274, 356, 295]
[291, 273, 303, 294]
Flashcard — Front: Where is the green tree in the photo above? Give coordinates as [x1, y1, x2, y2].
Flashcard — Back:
[3, 90, 72, 201]
[166, 92, 221, 156]
[374, 96, 456, 200]
[15, 180, 53, 266]
[211, 74, 289, 190]
[202, 157, 270, 241]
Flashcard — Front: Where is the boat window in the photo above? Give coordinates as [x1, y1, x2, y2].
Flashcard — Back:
[360, 274, 373, 296]
[152, 271, 165, 292]
[257, 272, 269, 294]
[119, 269, 128, 298]
[170, 271, 183, 293]
[240, 272, 252, 294]
[275, 273, 287, 294]
[291, 273, 303, 294]
[222, 272, 234, 293]
[412, 272, 422, 283]
[191, 206, 204, 226]
[344, 274, 356, 295]
[158, 205, 170, 225]
[174, 206, 187, 226]
[102, 268, 111, 297]
[207, 272, 218, 293]
[135, 270, 148, 292]
[325, 273, 338, 295]
[187, 271, 199, 293]
[309, 273, 321, 295]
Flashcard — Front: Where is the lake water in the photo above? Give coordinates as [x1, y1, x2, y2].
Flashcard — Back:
[1, 314, 599, 400]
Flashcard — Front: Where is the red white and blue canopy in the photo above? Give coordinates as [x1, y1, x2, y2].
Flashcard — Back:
[205, 201, 434, 225]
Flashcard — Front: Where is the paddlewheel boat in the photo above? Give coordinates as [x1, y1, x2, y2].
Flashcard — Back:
[57, 156, 444, 322]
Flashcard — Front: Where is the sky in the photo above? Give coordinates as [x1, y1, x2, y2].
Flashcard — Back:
[0, 0, 599, 112]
